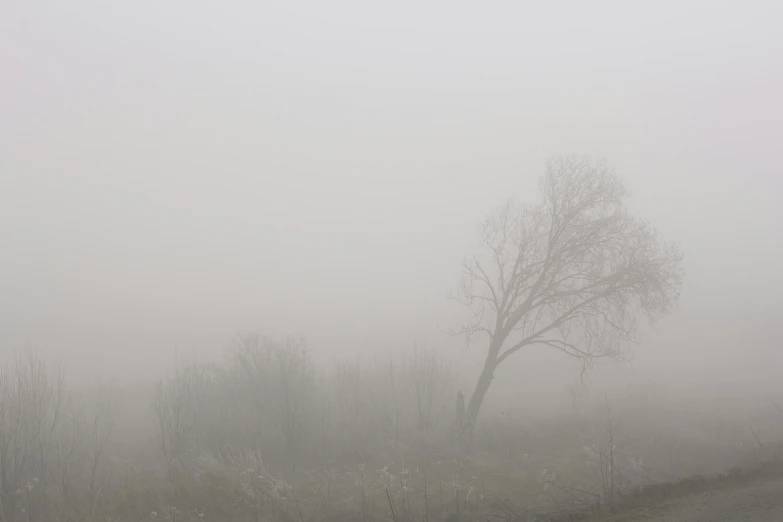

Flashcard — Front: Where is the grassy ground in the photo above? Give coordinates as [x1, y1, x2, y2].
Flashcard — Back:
[88, 393, 783, 521]
[219, 411, 781, 522]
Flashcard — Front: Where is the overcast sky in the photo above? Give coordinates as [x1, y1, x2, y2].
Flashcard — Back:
[1, 1, 781, 382]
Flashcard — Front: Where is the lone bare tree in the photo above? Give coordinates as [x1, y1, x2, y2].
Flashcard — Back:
[456, 155, 683, 429]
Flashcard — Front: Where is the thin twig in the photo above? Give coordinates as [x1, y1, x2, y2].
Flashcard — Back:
[747, 425, 767, 458]
[385, 487, 398, 522]
[497, 498, 519, 519]
[424, 476, 429, 522]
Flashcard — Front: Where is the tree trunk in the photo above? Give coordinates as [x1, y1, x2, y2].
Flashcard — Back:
[466, 355, 497, 429]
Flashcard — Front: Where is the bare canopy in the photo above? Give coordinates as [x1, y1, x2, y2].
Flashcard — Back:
[457, 155, 684, 428]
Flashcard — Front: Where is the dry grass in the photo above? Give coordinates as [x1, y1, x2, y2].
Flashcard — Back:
[102, 413, 781, 522]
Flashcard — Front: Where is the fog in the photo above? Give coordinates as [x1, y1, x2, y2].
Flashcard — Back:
[3, 2, 781, 382]
[0, 3, 782, 520]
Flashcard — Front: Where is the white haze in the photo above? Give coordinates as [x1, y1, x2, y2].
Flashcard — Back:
[1, 2, 782, 406]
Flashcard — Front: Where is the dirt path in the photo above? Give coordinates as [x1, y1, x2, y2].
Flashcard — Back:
[613, 478, 783, 521]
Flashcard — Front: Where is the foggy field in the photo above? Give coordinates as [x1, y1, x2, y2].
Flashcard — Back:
[2, 1, 783, 521]
[0, 343, 780, 522]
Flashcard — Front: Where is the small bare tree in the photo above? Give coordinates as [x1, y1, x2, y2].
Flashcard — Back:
[408, 345, 450, 432]
[19, 350, 65, 491]
[334, 356, 361, 449]
[55, 395, 85, 514]
[226, 334, 315, 470]
[0, 350, 67, 521]
[456, 155, 683, 428]
[584, 398, 621, 506]
[274, 337, 313, 471]
[151, 356, 203, 480]
[87, 381, 114, 516]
